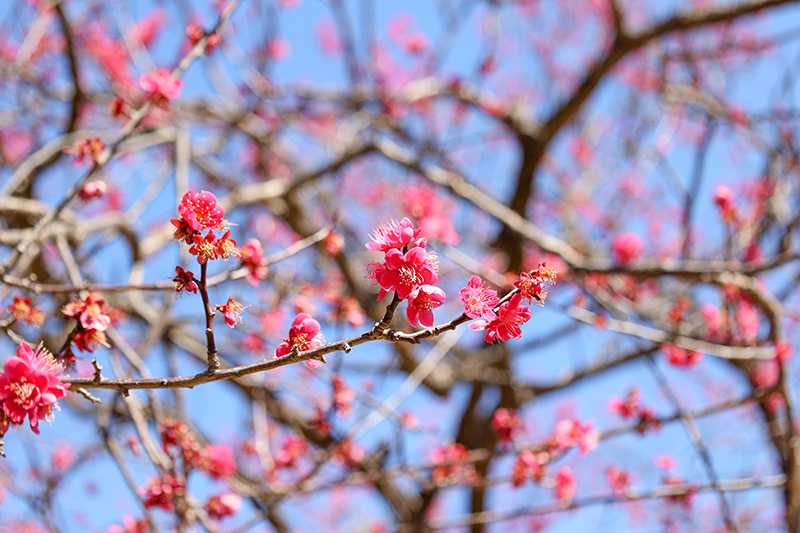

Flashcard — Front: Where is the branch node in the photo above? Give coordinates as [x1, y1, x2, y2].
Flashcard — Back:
[91, 358, 103, 382]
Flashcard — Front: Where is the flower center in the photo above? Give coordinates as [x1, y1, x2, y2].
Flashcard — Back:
[10, 379, 36, 406]
[398, 265, 421, 286]
[292, 334, 311, 352]
[415, 294, 434, 310]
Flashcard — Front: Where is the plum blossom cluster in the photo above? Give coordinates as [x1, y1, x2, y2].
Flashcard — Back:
[430, 443, 477, 486]
[366, 217, 554, 341]
[139, 419, 241, 521]
[170, 190, 255, 331]
[334, 438, 365, 467]
[7, 296, 44, 327]
[0, 342, 67, 436]
[609, 388, 660, 433]
[158, 419, 237, 479]
[62, 293, 113, 353]
[460, 264, 555, 344]
[509, 417, 598, 502]
[171, 190, 238, 265]
[368, 218, 446, 327]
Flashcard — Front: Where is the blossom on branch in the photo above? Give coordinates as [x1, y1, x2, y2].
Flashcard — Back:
[371, 246, 438, 300]
[491, 407, 522, 444]
[612, 233, 643, 265]
[202, 444, 237, 479]
[554, 466, 576, 502]
[479, 294, 532, 344]
[7, 296, 44, 327]
[552, 418, 598, 455]
[177, 190, 225, 232]
[459, 275, 499, 321]
[430, 443, 476, 485]
[365, 217, 425, 252]
[62, 293, 111, 332]
[240, 238, 267, 284]
[66, 137, 105, 165]
[511, 449, 548, 487]
[514, 264, 556, 304]
[275, 313, 325, 367]
[274, 436, 308, 469]
[606, 467, 632, 496]
[0, 342, 67, 435]
[78, 180, 107, 201]
[173, 266, 198, 293]
[662, 344, 703, 368]
[139, 68, 182, 107]
[62, 293, 113, 352]
[216, 297, 245, 328]
[406, 284, 445, 327]
[141, 474, 185, 510]
[171, 191, 239, 264]
[205, 492, 241, 520]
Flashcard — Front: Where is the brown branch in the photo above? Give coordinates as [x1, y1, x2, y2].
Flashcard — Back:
[0, 0, 242, 279]
[426, 474, 785, 530]
[198, 262, 220, 371]
[496, 0, 796, 267]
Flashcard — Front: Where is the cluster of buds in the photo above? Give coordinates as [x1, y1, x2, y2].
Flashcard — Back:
[367, 218, 446, 327]
[141, 474, 185, 510]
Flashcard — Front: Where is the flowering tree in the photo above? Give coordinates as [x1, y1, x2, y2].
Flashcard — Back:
[0, 0, 798, 531]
